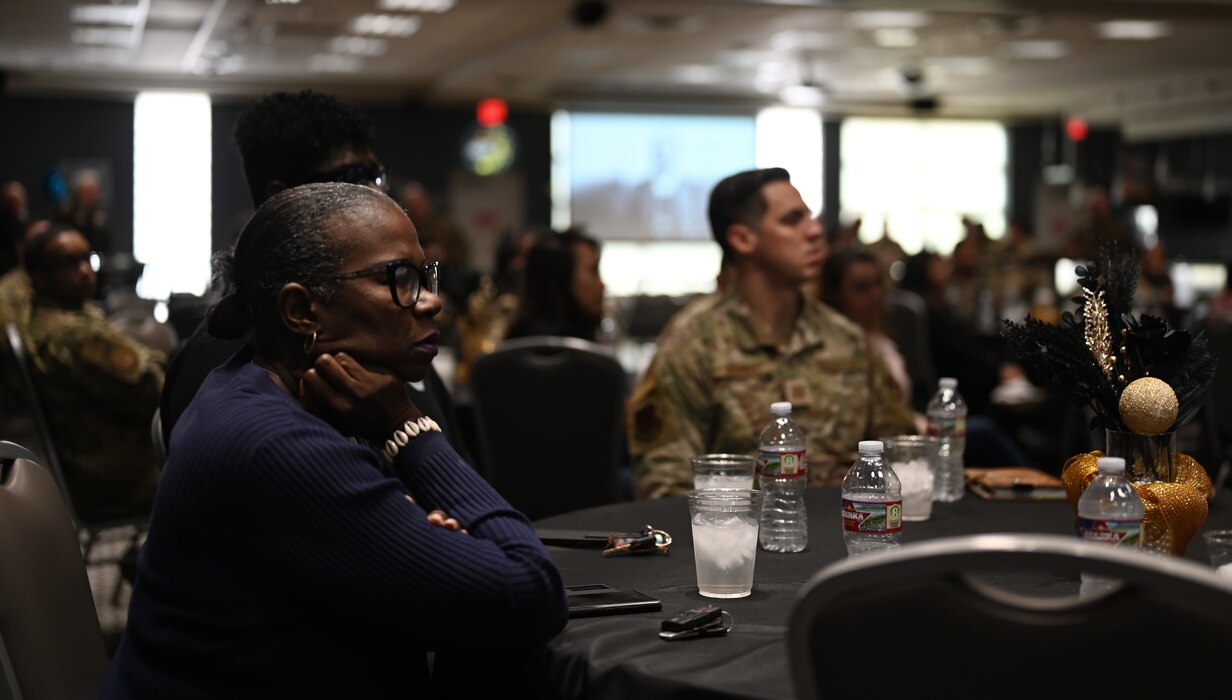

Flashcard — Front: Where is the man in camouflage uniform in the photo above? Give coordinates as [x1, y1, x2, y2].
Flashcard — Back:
[24, 223, 163, 520]
[628, 168, 915, 498]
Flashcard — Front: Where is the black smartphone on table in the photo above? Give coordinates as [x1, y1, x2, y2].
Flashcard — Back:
[566, 584, 662, 618]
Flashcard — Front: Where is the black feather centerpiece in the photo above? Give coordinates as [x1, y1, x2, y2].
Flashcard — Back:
[1001, 238, 1217, 434]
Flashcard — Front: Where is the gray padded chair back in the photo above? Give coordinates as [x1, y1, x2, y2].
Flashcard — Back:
[0, 440, 109, 700]
[469, 335, 628, 521]
[788, 533, 1232, 700]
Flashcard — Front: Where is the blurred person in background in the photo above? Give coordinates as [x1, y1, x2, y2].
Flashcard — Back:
[1, 180, 29, 274]
[57, 168, 112, 257]
[24, 223, 163, 520]
[0, 218, 50, 331]
[504, 227, 606, 342]
[899, 249, 1039, 467]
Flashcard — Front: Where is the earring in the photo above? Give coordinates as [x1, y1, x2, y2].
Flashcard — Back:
[304, 330, 317, 354]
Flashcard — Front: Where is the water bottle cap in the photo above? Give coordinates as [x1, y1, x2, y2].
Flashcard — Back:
[857, 440, 883, 454]
[770, 401, 792, 416]
[1097, 456, 1126, 473]
[939, 377, 958, 389]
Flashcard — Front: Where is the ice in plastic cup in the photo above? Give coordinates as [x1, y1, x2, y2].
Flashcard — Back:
[691, 453, 757, 491]
[879, 435, 939, 521]
[687, 488, 763, 598]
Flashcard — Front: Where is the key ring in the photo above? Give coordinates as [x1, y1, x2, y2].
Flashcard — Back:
[602, 524, 672, 556]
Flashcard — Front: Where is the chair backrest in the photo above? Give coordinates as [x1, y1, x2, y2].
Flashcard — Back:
[469, 335, 628, 520]
[788, 533, 1232, 699]
[0, 440, 110, 700]
[2, 323, 75, 520]
[882, 287, 936, 411]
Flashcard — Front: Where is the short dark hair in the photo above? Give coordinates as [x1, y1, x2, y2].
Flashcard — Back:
[207, 182, 395, 352]
[233, 90, 376, 207]
[707, 167, 791, 260]
[23, 222, 80, 274]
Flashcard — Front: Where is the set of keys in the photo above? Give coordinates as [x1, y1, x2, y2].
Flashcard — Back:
[658, 604, 733, 641]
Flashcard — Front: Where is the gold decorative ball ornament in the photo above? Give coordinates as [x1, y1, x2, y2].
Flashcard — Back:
[1118, 377, 1179, 435]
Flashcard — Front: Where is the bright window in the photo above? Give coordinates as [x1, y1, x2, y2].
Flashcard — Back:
[133, 91, 212, 299]
[840, 117, 1007, 255]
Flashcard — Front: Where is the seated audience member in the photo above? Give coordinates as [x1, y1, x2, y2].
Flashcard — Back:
[102, 182, 568, 698]
[1206, 258, 1232, 330]
[24, 223, 163, 520]
[900, 249, 1014, 417]
[0, 180, 27, 275]
[504, 227, 606, 342]
[823, 248, 1035, 467]
[160, 90, 471, 465]
[0, 218, 50, 330]
[628, 168, 915, 498]
[821, 249, 918, 426]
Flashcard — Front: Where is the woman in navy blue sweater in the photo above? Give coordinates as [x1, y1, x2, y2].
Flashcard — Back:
[103, 182, 568, 698]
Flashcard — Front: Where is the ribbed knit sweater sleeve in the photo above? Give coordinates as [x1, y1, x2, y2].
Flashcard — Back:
[230, 384, 568, 651]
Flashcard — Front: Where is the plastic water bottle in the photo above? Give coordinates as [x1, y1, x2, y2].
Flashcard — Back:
[841, 440, 903, 557]
[1077, 456, 1144, 597]
[757, 401, 808, 553]
[926, 377, 967, 502]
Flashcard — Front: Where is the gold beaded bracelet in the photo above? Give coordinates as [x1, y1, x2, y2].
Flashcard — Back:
[382, 416, 442, 464]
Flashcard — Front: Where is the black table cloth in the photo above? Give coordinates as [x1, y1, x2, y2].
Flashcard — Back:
[525, 486, 1232, 700]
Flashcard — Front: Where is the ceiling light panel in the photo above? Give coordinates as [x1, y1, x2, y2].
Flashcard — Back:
[1006, 40, 1068, 60]
[848, 11, 930, 30]
[873, 28, 917, 48]
[1096, 20, 1170, 40]
[71, 4, 141, 25]
[330, 36, 389, 56]
[377, 0, 456, 12]
[352, 14, 421, 37]
[71, 26, 135, 47]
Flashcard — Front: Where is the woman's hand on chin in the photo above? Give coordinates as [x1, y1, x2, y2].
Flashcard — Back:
[300, 351, 422, 441]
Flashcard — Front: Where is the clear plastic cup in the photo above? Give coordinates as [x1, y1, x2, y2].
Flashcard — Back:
[690, 453, 756, 491]
[879, 435, 939, 521]
[686, 488, 764, 598]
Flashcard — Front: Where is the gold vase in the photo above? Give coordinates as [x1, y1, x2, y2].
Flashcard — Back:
[1063, 434, 1212, 556]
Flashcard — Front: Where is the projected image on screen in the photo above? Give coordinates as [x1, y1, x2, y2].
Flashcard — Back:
[566, 113, 756, 241]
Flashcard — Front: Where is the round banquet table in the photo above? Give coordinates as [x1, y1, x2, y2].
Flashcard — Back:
[524, 485, 1232, 700]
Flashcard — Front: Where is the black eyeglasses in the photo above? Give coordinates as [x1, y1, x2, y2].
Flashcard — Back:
[46, 251, 98, 271]
[326, 259, 439, 308]
[318, 163, 388, 192]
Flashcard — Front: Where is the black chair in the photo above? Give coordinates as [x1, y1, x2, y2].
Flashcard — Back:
[788, 533, 1232, 699]
[468, 335, 628, 521]
[0, 440, 110, 700]
[883, 287, 936, 412]
[1, 322, 148, 573]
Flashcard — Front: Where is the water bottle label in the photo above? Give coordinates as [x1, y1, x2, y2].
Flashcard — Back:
[927, 415, 966, 439]
[759, 449, 806, 478]
[841, 498, 903, 533]
[1078, 517, 1143, 548]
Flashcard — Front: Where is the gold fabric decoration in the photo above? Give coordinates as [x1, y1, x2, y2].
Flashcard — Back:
[1118, 377, 1179, 435]
[1063, 450, 1211, 556]
[1082, 287, 1115, 383]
